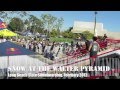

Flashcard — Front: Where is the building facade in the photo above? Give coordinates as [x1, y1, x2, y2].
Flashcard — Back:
[71, 21, 120, 39]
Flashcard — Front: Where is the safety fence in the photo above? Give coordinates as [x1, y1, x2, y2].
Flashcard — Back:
[35, 39, 120, 79]
[48, 38, 120, 66]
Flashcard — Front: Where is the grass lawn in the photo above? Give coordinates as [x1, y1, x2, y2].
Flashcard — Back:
[50, 37, 73, 43]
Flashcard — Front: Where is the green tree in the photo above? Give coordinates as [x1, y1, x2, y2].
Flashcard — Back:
[54, 17, 64, 37]
[8, 17, 24, 32]
[0, 11, 29, 23]
[50, 29, 58, 37]
[68, 27, 73, 32]
[82, 31, 94, 40]
[62, 31, 69, 38]
[28, 15, 43, 34]
[61, 28, 77, 39]
[24, 19, 30, 30]
[41, 14, 57, 37]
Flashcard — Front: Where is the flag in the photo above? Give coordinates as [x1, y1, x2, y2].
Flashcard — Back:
[0, 19, 7, 29]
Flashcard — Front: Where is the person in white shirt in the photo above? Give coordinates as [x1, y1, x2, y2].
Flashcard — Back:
[0, 38, 2, 43]
[3, 38, 6, 42]
[10, 38, 12, 42]
[57, 44, 64, 58]
[38, 42, 42, 54]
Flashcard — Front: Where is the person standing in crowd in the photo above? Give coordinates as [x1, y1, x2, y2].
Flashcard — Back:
[17, 38, 20, 43]
[42, 42, 45, 55]
[50, 41, 55, 52]
[65, 43, 69, 54]
[3, 37, 6, 42]
[43, 41, 48, 58]
[62, 42, 66, 54]
[76, 42, 79, 49]
[35, 43, 39, 53]
[85, 40, 90, 51]
[70, 41, 74, 52]
[10, 37, 13, 42]
[89, 36, 100, 66]
[103, 34, 108, 49]
[38, 42, 42, 54]
[33, 43, 36, 52]
[47, 42, 51, 59]
[25, 40, 29, 49]
[22, 43, 26, 48]
[31, 42, 34, 50]
[55, 43, 61, 57]
[0, 36, 2, 43]
[49, 41, 55, 60]
[103, 34, 108, 40]
[29, 42, 32, 50]
[58, 43, 64, 58]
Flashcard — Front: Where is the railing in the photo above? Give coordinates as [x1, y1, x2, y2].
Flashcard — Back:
[37, 55, 120, 79]
[86, 57, 120, 79]
[49, 38, 120, 66]
[36, 38, 120, 75]
[62, 49, 120, 66]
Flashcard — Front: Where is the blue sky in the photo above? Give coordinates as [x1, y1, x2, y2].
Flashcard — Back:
[7, 11, 119, 32]
[29, 11, 120, 32]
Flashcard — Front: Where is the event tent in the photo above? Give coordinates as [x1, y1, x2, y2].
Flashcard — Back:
[0, 29, 17, 37]
[0, 41, 35, 56]
[0, 19, 17, 37]
[0, 41, 46, 78]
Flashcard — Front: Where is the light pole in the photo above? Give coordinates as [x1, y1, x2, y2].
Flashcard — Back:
[94, 11, 97, 36]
